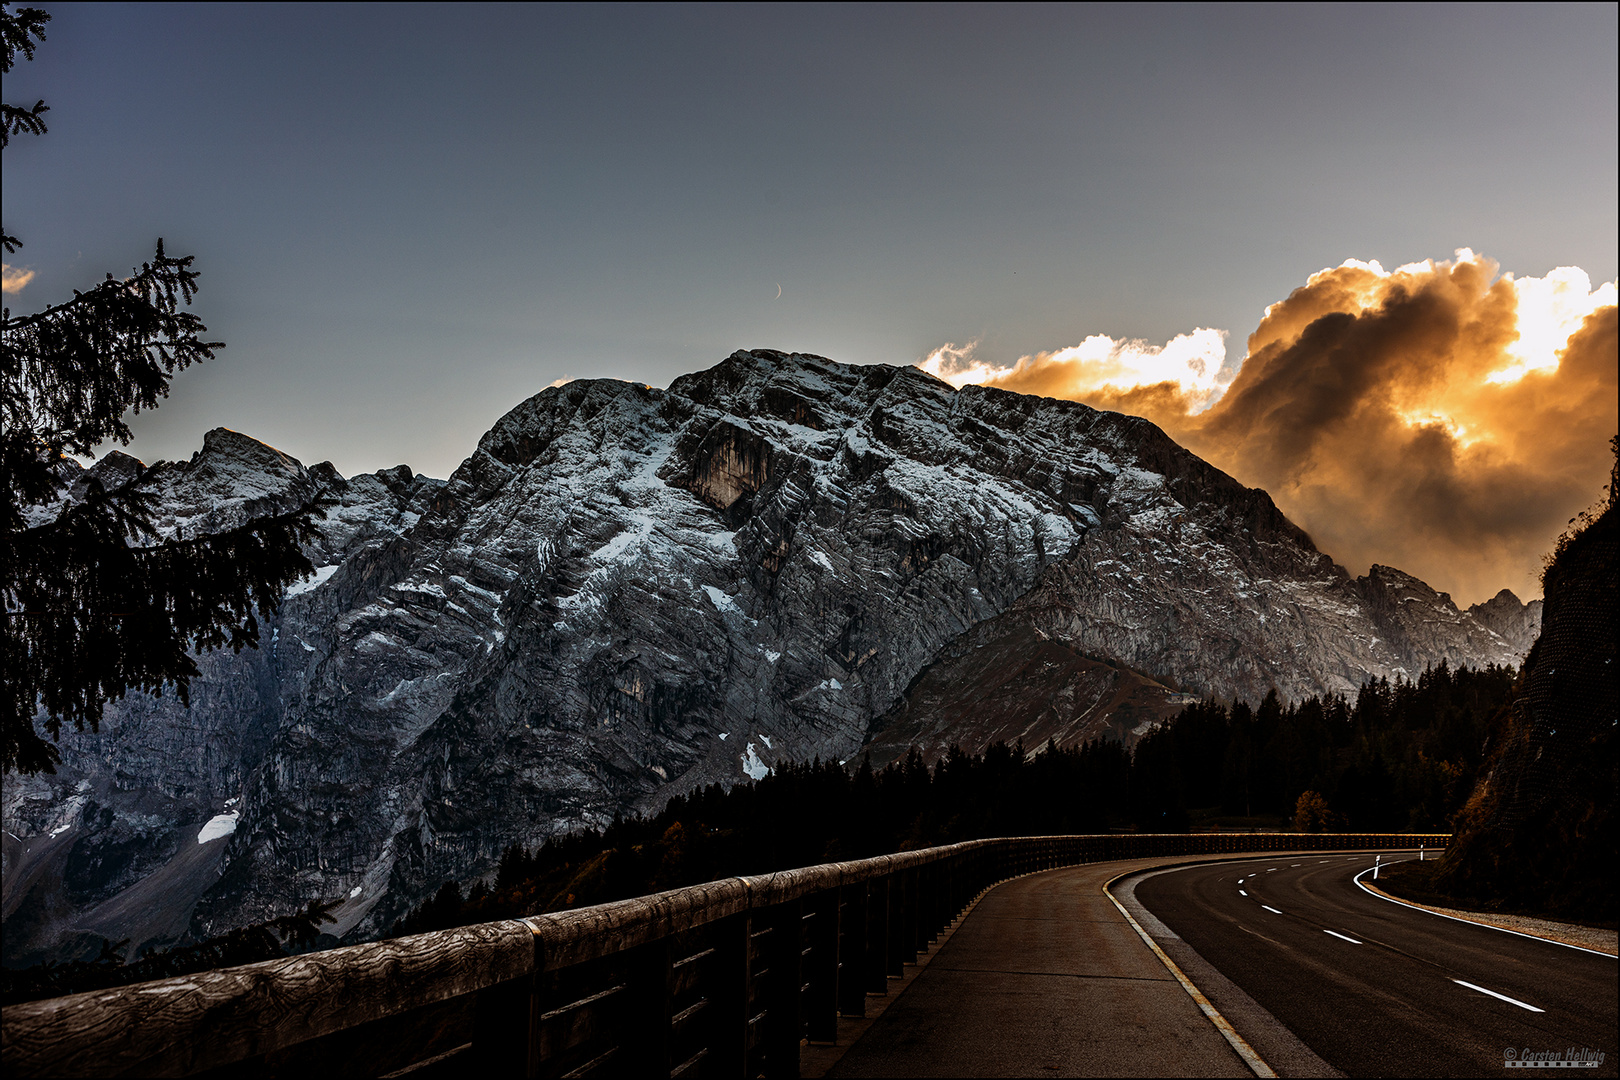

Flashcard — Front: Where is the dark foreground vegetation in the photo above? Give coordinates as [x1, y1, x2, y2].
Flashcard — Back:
[1426, 441, 1617, 925]
[1375, 860, 1616, 930]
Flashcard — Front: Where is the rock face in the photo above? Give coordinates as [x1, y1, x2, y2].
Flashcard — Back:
[1436, 482, 1616, 920]
[3, 435, 442, 964]
[1, 350, 1540, 962]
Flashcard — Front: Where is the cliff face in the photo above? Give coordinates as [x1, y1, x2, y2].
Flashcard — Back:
[1, 350, 1541, 962]
[3, 436, 443, 964]
[1436, 480, 1617, 921]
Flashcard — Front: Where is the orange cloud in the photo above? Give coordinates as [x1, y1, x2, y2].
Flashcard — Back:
[921, 327, 1231, 411]
[922, 252, 1618, 605]
[2, 263, 36, 294]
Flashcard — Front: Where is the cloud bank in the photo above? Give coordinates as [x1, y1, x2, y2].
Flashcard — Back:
[921, 251, 1618, 605]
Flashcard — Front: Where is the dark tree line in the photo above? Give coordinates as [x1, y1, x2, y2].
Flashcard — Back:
[393, 661, 1513, 937]
[1126, 662, 1516, 832]
[5, 662, 1517, 998]
[396, 738, 1132, 937]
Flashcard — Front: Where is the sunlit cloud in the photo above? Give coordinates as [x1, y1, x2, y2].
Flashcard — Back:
[918, 250, 1618, 605]
[1, 264, 36, 294]
[920, 327, 1232, 412]
[918, 340, 991, 384]
[1491, 266, 1616, 383]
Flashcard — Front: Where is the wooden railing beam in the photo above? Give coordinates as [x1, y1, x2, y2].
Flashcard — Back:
[0, 834, 1452, 1078]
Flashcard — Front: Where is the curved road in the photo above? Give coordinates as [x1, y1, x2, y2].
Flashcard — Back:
[826, 854, 1258, 1077]
[1128, 854, 1618, 1077]
[822, 852, 1616, 1078]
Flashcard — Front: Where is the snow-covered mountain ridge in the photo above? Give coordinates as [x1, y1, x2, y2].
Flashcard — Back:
[2, 350, 1538, 961]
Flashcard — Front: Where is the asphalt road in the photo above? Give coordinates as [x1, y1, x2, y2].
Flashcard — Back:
[826, 856, 1255, 1077]
[1129, 854, 1619, 1078]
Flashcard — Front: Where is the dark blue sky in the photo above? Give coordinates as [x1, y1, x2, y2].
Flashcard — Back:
[4, 3, 1615, 478]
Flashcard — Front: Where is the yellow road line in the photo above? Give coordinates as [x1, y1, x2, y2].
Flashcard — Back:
[1103, 870, 1277, 1079]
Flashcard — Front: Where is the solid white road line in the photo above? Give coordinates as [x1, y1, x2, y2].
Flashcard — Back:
[1323, 930, 1362, 944]
[1262, 905, 1283, 914]
[1452, 979, 1544, 1012]
[1353, 865, 1619, 959]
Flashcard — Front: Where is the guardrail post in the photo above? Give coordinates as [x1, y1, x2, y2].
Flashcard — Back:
[707, 911, 750, 1079]
[471, 974, 534, 1077]
[914, 864, 931, 954]
[931, 862, 944, 941]
[838, 881, 868, 1018]
[806, 887, 839, 1043]
[762, 900, 803, 1078]
[892, 868, 917, 970]
[623, 938, 673, 1076]
[867, 875, 892, 992]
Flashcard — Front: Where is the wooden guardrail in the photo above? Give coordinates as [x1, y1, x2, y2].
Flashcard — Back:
[1, 832, 1446, 1077]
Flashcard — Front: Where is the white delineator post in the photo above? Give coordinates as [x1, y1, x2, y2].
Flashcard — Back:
[1374, 854, 1381, 880]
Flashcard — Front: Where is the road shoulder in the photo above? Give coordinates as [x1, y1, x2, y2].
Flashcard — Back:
[1357, 875, 1618, 957]
[820, 856, 1260, 1078]
[1113, 861, 1343, 1079]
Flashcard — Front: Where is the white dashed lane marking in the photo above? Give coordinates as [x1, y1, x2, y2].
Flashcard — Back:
[1452, 979, 1544, 1013]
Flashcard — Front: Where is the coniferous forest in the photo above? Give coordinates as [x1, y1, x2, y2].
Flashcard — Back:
[1, 661, 1520, 1004]
[390, 661, 1514, 937]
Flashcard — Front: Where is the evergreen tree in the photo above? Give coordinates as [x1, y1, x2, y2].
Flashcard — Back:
[1, 5, 316, 774]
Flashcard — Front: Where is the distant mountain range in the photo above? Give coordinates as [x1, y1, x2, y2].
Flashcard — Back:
[1, 350, 1539, 964]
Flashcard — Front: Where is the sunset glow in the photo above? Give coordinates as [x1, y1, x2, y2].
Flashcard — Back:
[918, 250, 1619, 603]
[1494, 267, 1618, 383]
[921, 327, 1232, 411]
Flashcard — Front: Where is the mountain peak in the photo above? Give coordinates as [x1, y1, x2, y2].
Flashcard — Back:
[4, 349, 1541, 960]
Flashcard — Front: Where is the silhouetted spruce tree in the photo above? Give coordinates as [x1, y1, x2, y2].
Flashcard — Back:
[1, 5, 315, 774]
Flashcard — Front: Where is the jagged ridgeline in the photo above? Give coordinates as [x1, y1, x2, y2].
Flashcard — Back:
[2, 350, 1540, 965]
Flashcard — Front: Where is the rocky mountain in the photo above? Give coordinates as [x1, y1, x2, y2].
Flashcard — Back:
[1, 350, 1540, 964]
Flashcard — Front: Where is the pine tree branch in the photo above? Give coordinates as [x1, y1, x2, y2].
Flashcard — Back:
[0, 5, 49, 74]
[2, 497, 319, 774]
[1, 244, 200, 332]
[1, 240, 224, 458]
[0, 97, 47, 147]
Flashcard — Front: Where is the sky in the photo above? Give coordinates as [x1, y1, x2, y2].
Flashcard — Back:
[3, 3, 1616, 603]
